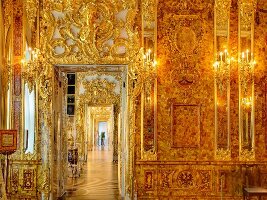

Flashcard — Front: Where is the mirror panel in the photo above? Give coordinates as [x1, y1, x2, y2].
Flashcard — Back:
[238, 0, 256, 160]
[214, 0, 231, 160]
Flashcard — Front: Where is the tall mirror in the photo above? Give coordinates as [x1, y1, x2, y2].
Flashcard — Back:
[23, 44, 37, 154]
[214, 0, 231, 160]
[140, 0, 157, 160]
[238, 0, 256, 160]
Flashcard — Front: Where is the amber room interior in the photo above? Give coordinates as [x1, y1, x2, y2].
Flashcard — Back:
[0, 0, 267, 200]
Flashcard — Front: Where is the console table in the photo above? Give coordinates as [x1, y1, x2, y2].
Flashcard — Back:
[243, 187, 267, 200]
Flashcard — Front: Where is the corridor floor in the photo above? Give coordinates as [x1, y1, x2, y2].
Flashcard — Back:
[66, 149, 120, 200]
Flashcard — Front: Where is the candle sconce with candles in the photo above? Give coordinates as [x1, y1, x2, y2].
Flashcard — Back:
[21, 47, 41, 92]
[214, 50, 231, 94]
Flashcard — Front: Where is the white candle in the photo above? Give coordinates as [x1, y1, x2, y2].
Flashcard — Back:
[28, 47, 32, 60]
[224, 49, 227, 62]
[246, 49, 249, 62]
[242, 52, 245, 61]
[220, 52, 223, 62]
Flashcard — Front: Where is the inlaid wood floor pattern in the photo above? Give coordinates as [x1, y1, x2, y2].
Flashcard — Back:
[66, 149, 120, 200]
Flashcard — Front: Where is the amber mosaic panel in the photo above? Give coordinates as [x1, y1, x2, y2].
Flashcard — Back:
[171, 104, 200, 148]
[13, 64, 21, 96]
[22, 169, 35, 191]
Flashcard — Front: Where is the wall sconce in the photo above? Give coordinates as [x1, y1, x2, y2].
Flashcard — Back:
[21, 47, 41, 92]
[214, 50, 231, 93]
[141, 48, 157, 82]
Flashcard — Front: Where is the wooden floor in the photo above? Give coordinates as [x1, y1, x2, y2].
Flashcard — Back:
[66, 148, 120, 200]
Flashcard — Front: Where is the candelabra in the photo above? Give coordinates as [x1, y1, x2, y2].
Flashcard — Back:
[214, 50, 231, 94]
[239, 50, 255, 98]
[130, 48, 157, 86]
[21, 47, 41, 92]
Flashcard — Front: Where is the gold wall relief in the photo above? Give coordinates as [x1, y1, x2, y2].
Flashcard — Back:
[40, 0, 140, 65]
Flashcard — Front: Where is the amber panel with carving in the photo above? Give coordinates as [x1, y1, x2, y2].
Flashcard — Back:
[157, 0, 214, 161]
[135, 164, 250, 199]
[171, 104, 200, 148]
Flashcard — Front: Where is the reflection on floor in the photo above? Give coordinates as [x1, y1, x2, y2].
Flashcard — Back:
[66, 149, 119, 200]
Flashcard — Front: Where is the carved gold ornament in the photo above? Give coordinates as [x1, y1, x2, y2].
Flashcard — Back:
[40, 0, 140, 65]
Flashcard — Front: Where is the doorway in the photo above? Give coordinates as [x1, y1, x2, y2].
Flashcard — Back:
[85, 105, 114, 153]
[53, 65, 128, 199]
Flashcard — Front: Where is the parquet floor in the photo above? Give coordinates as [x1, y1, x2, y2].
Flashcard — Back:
[66, 148, 120, 200]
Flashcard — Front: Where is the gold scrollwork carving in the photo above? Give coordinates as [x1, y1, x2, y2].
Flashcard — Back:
[40, 0, 140, 65]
